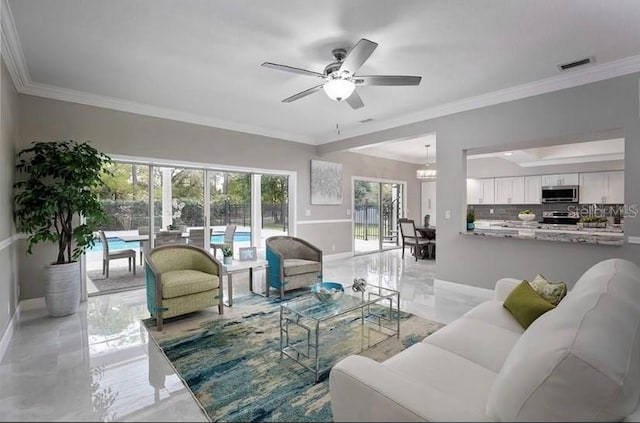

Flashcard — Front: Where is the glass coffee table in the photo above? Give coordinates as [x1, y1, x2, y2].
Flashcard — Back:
[279, 284, 400, 382]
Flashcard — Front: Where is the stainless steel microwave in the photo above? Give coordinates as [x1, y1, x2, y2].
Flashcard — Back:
[541, 185, 579, 203]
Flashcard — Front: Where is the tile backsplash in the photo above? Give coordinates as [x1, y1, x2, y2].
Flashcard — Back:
[468, 203, 625, 221]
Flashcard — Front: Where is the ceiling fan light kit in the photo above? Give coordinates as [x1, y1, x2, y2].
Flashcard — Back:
[262, 38, 422, 109]
[323, 78, 356, 101]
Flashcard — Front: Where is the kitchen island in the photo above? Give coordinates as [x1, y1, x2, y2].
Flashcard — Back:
[462, 220, 624, 246]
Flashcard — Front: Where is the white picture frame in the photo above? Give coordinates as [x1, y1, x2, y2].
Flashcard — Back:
[239, 246, 257, 261]
[311, 159, 343, 205]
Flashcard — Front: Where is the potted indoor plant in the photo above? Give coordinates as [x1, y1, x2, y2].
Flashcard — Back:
[221, 245, 233, 265]
[518, 209, 536, 222]
[466, 209, 476, 231]
[13, 140, 112, 317]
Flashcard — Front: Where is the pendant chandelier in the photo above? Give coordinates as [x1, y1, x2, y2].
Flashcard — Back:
[416, 144, 437, 180]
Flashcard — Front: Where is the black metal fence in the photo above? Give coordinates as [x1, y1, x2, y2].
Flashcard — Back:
[353, 204, 397, 242]
[98, 200, 287, 231]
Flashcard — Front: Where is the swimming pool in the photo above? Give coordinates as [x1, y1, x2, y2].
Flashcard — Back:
[89, 232, 251, 252]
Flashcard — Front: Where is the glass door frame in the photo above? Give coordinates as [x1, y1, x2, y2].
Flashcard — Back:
[351, 176, 406, 256]
[109, 154, 297, 250]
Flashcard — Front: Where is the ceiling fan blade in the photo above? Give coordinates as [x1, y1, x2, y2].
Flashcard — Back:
[345, 90, 364, 110]
[261, 62, 325, 78]
[339, 38, 378, 74]
[282, 84, 324, 103]
[354, 75, 422, 86]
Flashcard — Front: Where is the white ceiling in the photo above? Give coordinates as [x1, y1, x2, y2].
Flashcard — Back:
[468, 138, 625, 167]
[349, 133, 437, 164]
[4, 0, 640, 148]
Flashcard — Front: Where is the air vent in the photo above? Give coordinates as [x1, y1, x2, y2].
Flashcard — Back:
[558, 57, 594, 71]
[359, 118, 374, 123]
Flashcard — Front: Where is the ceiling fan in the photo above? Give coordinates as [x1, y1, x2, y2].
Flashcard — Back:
[261, 38, 422, 110]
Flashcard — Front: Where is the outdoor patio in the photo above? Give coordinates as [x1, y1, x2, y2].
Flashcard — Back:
[86, 226, 286, 295]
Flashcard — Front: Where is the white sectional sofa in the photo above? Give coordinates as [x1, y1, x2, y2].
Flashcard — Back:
[329, 258, 640, 422]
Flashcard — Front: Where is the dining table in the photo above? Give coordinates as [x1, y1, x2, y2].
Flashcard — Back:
[414, 226, 436, 259]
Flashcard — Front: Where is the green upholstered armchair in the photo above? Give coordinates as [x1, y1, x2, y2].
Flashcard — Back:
[145, 244, 223, 330]
[266, 236, 322, 299]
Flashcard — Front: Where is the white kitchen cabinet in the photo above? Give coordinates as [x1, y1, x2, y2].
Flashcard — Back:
[542, 173, 579, 186]
[495, 177, 525, 204]
[579, 172, 606, 204]
[481, 178, 495, 204]
[467, 179, 481, 205]
[524, 175, 542, 204]
[607, 171, 624, 204]
[467, 178, 495, 204]
[579, 171, 624, 204]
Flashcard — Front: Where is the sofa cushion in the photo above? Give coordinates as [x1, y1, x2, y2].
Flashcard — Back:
[529, 274, 567, 306]
[463, 300, 525, 334]
[503, 280, 556, 329]
[423, 312, 522, 373]
[487, 258, 640, 422]
[283, 259, 321, 276]
[162, 270, 219, 299]
[383, 342, 496, 421]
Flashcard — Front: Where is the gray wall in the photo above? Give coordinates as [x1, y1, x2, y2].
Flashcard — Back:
[320, 73, 640, 290]
[0, 58, 20, 339]
[16, 95, 420, 300]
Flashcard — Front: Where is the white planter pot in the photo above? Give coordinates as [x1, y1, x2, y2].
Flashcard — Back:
[44, 261, 81, 317]
[223, 256, 233, 265]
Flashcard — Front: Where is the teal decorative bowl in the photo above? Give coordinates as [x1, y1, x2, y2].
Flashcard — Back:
[312, 282, 344, 303]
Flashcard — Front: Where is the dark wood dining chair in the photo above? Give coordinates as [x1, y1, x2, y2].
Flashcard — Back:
[398, 218, 430, 261]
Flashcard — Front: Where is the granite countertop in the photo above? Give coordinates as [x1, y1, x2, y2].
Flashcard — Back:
[464, 220, 624, 246]
[475, 220, 624, 234]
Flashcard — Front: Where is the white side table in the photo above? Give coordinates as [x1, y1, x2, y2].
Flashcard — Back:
[221, 259, 268, 306]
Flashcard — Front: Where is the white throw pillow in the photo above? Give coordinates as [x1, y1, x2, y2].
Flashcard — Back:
[486, 258, 640, 422]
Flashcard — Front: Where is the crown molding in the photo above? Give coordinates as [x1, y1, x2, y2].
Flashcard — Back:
[21, 81, 316, 144]
[319, 54, 640, 143]
[2, 0, 640, 147]
[1, 0, 29, 91]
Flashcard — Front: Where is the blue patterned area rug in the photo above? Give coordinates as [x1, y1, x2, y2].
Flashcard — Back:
[143, 293, 444, 422]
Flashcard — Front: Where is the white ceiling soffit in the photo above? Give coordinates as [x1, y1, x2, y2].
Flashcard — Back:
[349, 133, 436, 164]
[3, 1, 640, 145]
[468, 138, 624, 167]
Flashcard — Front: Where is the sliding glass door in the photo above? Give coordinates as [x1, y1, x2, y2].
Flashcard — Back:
[261, 174, 289, 242]
[353, 179, 404, 254]
[209, 171, 251, 258]
[90, 162, 150, 295]
[91, 158, 294, 296]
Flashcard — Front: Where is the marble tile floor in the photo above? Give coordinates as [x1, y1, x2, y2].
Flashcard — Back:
[0, 249, 492, 422]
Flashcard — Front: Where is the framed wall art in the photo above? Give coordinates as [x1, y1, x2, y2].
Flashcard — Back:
[310, 159, 343, 205]
[239, 246, 257, 261]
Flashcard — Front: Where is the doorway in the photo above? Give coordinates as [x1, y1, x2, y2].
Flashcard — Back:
[421, 181, 436, 227]
[353, 178, 405, 254]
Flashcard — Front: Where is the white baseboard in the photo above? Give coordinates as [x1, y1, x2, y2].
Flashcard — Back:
[324, 252, 353, 261]
[0, 309, 17, 363]
[434, 278, 494, 298]
[0, 296, 45, 362]
[18, 297, 46, 311]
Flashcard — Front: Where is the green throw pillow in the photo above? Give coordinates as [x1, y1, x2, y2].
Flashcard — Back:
[504, 280, 556, 329]
[529, 273, 567, 306]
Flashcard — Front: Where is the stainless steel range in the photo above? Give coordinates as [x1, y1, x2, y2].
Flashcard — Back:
[541, 210, 580, 225]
